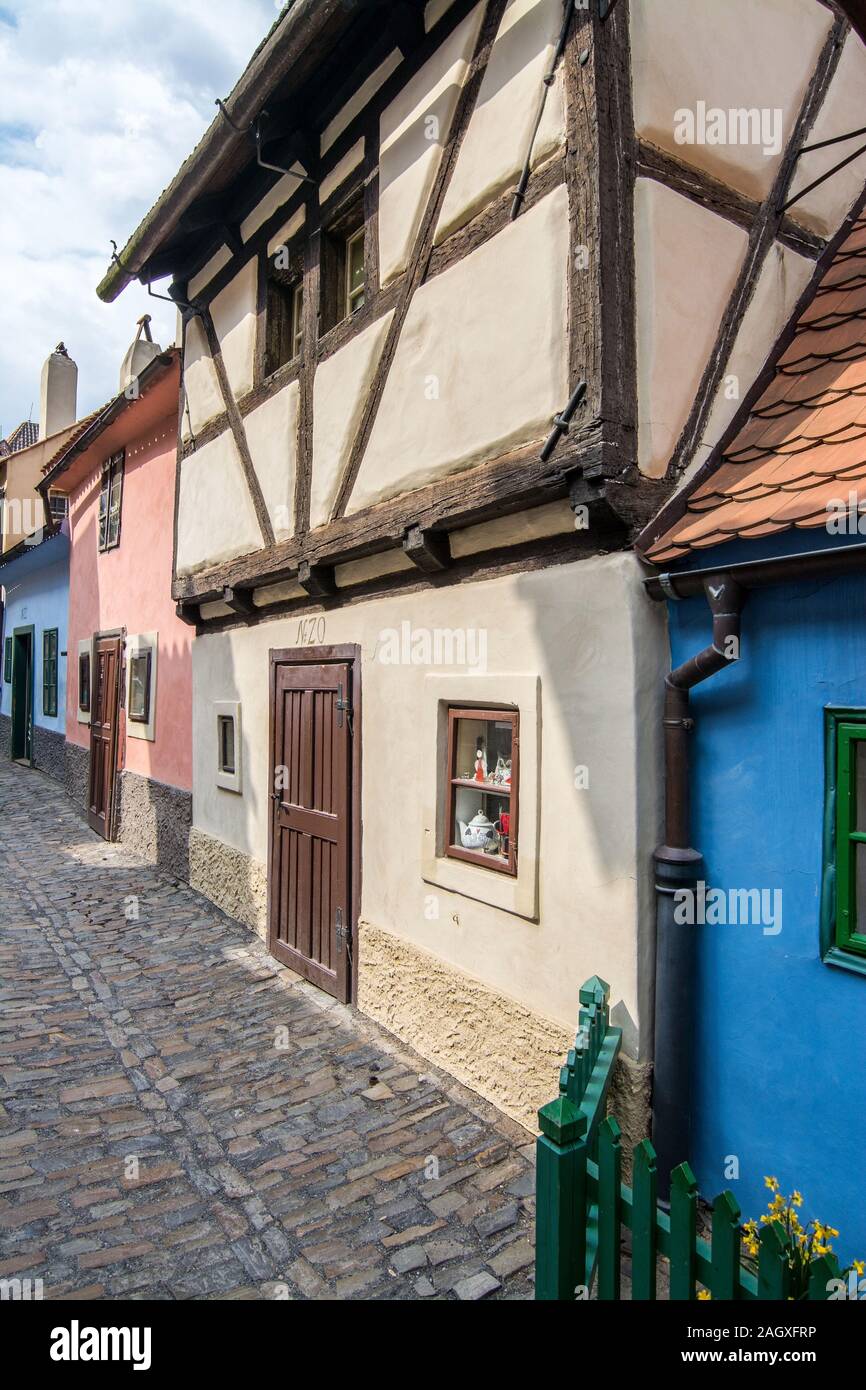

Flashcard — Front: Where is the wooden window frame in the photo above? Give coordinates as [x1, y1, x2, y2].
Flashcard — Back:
[444, 706, 519, 877]
[98, 450, 124, 552]
[42, 627, 58, 718]
[48, 491, 69, 525]
[345, 226, 366, 317]
[320, 197, 365, 334]
[263, 250, 304, 379]
[128, 648, 152, 724]
[78, 651, 91, 713]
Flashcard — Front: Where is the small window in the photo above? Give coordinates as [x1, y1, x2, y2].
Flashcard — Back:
[128, 649, 152, 724]
[4, 636, 12, 684]
[48, 491, 68, 524]
[215, 700, 242, 793]
[346, 228, 366, 316]
[78, 651, 91, 712]
[42, 628, 58, 717]
[831, 718, 866, 960]
[264, 265, 303, 376]
[98, 451, 124, 551]
[218, 716, 235, 775]
[445, 707, 519, 875]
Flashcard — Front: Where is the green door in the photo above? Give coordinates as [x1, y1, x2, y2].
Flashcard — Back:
[11, 627, 34, 762]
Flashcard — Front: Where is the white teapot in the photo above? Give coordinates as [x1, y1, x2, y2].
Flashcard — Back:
[458, 810, 501, 853]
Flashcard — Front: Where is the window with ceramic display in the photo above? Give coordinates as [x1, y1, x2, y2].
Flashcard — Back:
[445, 707, 518, 875]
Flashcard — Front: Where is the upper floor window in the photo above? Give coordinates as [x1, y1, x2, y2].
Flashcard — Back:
[346, 228, 366, 316]
[48, 491, 68, 525]
[98, 451, 124, 551]
[265, 264, 303, 377]
[445, 707, 519, 876]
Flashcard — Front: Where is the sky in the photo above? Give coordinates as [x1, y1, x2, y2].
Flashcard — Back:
[0, 0, 281, 437]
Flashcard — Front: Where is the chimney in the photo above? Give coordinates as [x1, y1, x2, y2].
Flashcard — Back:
[119, 315, 162, 392]
[39, 343, 78, 439]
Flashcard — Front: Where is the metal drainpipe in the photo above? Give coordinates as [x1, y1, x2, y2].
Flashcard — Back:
[652, 572, 746, 1192]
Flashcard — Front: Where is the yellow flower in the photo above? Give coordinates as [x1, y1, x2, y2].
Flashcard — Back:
[765, 1176, 779, 1192]
[853, 1259, 865, 1276]
[792, 1191, 803, 1208]
[697, 1289, 711, 1300]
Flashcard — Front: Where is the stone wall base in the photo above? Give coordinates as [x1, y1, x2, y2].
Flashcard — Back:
[189, 826, 268, 939]
[32, 724, 66, 784]
[116, 769, 192, 880]
[0, 713, 11, 762]
[64, 739, 89, 811]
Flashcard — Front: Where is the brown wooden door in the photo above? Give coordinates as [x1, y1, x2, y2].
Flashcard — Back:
[269, 659, 352, 1001]
[88, 637, 121, 839]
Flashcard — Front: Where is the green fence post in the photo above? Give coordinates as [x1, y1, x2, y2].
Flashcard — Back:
[757, 1221, 791, 1300]
[669, 1162, 698, 1301]
[597, 1116, 622, 1301]
[535, 1097, 588, 1300]
[632, 1138, 658, 1300]
[710, 1190, 741, 1300]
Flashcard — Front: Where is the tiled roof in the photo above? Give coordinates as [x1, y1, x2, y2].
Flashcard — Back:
[2, 420, 39, 455]
[644, 210, 866, 564]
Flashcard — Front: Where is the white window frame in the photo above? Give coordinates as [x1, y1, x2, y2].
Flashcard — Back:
[215, 700, 242, 793]
[125, 631, 157, 742]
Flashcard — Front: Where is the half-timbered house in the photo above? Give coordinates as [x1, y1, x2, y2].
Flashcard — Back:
[96, 0, 866, 1136]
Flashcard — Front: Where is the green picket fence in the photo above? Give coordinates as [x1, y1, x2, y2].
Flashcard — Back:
[535, 977, 842, 1301]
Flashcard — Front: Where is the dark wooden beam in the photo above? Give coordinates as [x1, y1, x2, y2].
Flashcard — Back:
[297, 560, 337, 597]
[222, 585, 256, 616]
[403, 524, 451, 572]
[175, 601, 199, 626]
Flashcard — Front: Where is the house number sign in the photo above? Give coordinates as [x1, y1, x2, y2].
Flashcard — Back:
[296, 617, 326, 646]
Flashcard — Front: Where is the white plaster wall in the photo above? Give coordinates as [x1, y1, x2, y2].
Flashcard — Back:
[210, 259, 257, 401]
[175, 432, 263, 576]
[268, 207, 305, 259]
[189, 246, 231, 301]
[318, 138, 365, 205]
[182, 315, 223, 440]
[244, 384, 300, 543]
[680, 240, 814, 482]
[321, 50, 403, 155]
[436, 0, 565, 243]
[634, 178, 747, 477]
[241, 169, 305, 243]
[350, 185, 569, 513]
[309, 310, 394, 529]
[190, 550, 667, 1057]
[630, 0, 831, 201]
[787, 31, 866, 236]
[378, 4, 483, 286]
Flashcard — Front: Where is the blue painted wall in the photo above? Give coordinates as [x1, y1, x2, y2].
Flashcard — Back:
[0, 533, 69, 735]
[666, 532, 866, 1260]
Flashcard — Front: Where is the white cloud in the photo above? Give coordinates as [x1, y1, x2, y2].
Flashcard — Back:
[0, 0, 278, 434]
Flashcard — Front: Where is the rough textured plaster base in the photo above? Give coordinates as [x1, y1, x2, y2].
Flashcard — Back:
[117, 769, 192, 881]
[64, 739, 89, 812]
[0, 713, 11, 762]
[608, 1052, 653, 1179]
[32, 725, 66, 784]
[357, 919, 571, 1132]
[189, 826, 268, 939]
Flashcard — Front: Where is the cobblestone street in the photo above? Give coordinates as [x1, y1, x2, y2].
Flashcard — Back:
[0, 761, 535, 1300]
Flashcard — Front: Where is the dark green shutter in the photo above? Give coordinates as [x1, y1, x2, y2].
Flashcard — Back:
[835, 721, 866, 958]
[3, 637, 11, 683]
[42, 628, 58, 718]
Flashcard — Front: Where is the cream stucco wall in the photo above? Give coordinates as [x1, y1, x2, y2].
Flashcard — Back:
[436, 0, 565, 243]
[190, 550, 666, 1061]
[350, 184, 570, 513]
[210, 259, 257, 402]
[787, 30, 866, 237]
[175, 432, 263, 576]
[378, 4, 483, 286]
[310, 310, 394, 528]
[630, 0, 831, 201]
[634, 177, 748, 478]
[244, 383, 300, 543]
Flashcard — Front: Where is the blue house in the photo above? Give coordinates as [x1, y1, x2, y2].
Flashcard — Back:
[638, 205, 866, 1260]
[0, 525, 70, 785]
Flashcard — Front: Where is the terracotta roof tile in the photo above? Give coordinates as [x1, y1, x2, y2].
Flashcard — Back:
[645, 208, 866, 563]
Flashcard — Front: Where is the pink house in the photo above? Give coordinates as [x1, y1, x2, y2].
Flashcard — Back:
[40, 342, 193, 876]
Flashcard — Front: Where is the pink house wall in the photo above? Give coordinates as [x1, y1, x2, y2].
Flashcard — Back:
[65, 377, 192, 792]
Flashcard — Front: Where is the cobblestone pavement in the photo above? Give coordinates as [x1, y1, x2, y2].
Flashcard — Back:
[0, 761, 535, 1300]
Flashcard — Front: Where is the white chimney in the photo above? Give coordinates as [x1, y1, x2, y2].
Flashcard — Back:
[39, 343, 78, 439]
[119, 315, 162, 392]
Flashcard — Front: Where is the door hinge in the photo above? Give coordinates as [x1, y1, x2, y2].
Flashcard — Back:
[336, 682, 353, 732]
[335, 907, 353, 962]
